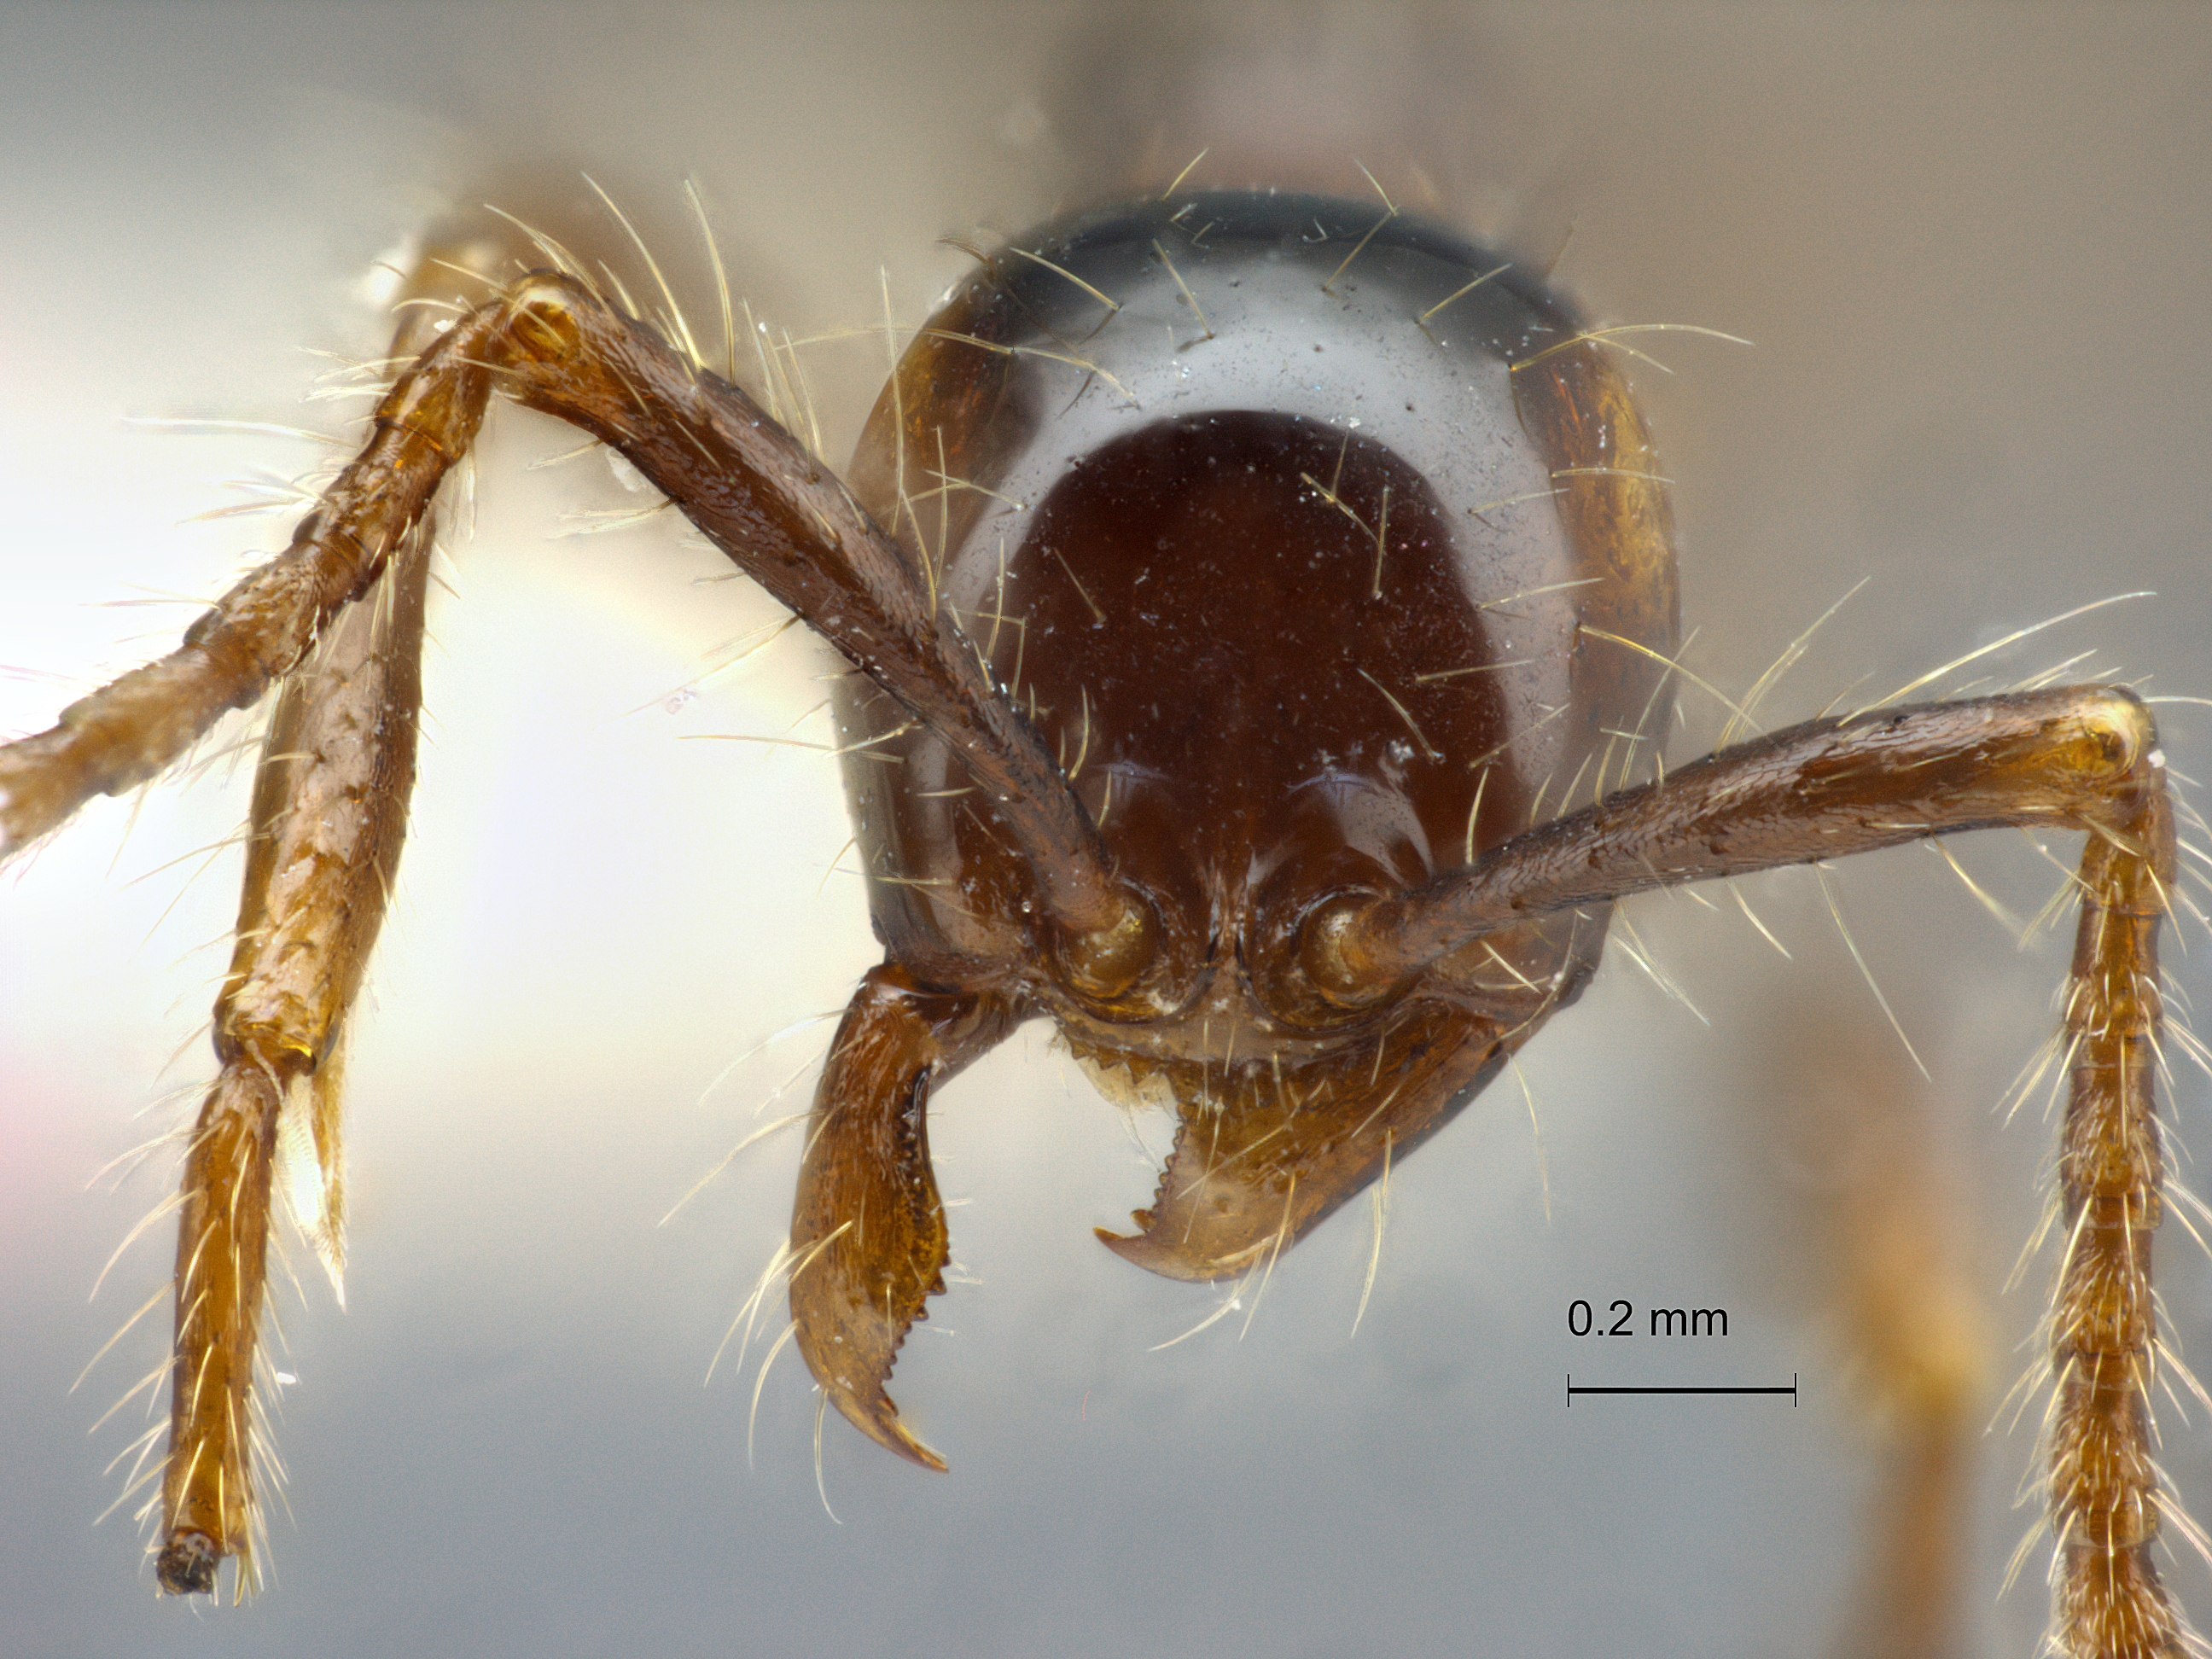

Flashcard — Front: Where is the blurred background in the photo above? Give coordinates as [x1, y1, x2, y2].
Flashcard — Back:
[2, 4, 2208, 1656]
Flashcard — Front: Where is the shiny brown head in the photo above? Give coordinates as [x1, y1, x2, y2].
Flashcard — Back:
[793, 194, 1676, 1461]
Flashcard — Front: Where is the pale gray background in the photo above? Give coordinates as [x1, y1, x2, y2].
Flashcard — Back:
[3, 4, 2209, 1656]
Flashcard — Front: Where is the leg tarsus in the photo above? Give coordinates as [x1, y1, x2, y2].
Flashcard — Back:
[154, 515, 436, 1592]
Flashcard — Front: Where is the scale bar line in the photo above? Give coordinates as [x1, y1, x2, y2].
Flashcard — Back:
[1565, 1373, 1798, 1406]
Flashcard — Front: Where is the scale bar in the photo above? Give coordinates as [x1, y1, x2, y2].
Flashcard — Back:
[1566, 1373, 1797, 1406]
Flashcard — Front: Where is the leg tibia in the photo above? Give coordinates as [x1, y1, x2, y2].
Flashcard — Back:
[0, 309, 499, 857]
[2049, 788, 2181, 1658]
[1313, 686, 2161, 996]
[1297, 684, 2180, 1656]
[156, 522, 434, 1594]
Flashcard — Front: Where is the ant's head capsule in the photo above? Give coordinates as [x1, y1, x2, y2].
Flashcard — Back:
[830, 190, 1678, 1268]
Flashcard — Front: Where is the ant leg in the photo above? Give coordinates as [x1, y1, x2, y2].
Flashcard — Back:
[157, 518, 435, 1595]
[2, 266, 1158, 1575]
[1306, 685, 2180, 1656]
[0, 332, 491, 859]
[0, 266, 1142, 1587]
[789, 964, 1014, 1469]
[1309, 688, 2166, 981]
[480, 277, 1150, 988]
[0, 272, 1150, 981]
